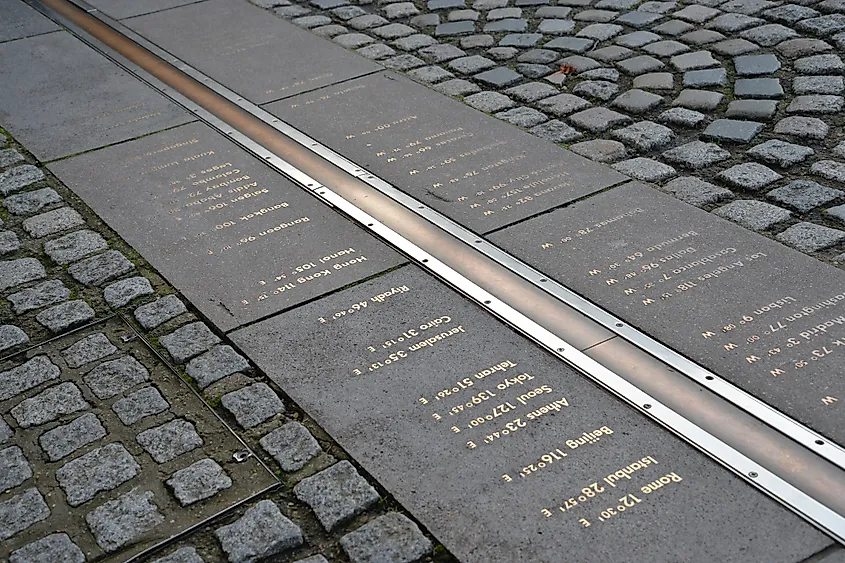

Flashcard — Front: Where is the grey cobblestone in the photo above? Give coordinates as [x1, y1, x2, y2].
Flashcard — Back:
[43, 229, 108, 265]
[294, 461, 380, 531]
[11, 382, 89, 428]
[68, 250, 135, 286]
[0, 488, 50, 540]
[382, 54, 426, 70]
[617, 54, 665, 74]
[777, 222, 845, 252]
[570, 139, 628, 162]
[811, 160, 845, 183]
[8, 280, 70, 314]
[713, 200, 792, 230]
[23, 207, 84, 238]
[612, 157, 676, 181]
[86, 489, 164, 552]
[0, 149, 24, 169]
[0, 325, 28, 352]
[611, 88, 664, 113]
[665, 176, 734, 206]
[36, 300, 95, 333]
[0, 355, 60, 402]
[56, 442, 140, 506]
[794, 53, 844, 74]
[260, 422, 322, 472]
[495, 106, 549, 126]
[0, 417, 11, 444]
[62, 332, 116, 368]
[296, 556, 329, 563]
[747, 140, 815, 168]
[774, 116, 830, 139]
[134, 294, 187, 330]
[167, 458, 232, 506]
[0, 230, 20, 255]
[222, 383, 285, 429]
[215, 500, 303, 563]
[186, 345, 250, 389]
[137, 419, 203, 463]
[793, 75, 845, 95]
[407, 65, 454, 83]
[112, 386, 170, 426]
[3, 188, 62, 216]
[718, 162, 783, 190]
[464, 91, 515, 112]
[160, 322, 221, 363]
[529, 119, 583, 142]
[39, 413, 107, 461]
[0, 257, 46, 291]
[663, 141, 731, 168]
[340, 513, 432, 563]
[786, 94, 844, 113]
[0, 446, 33, 491]
[103, 276, 154, 307]
[9, 533, 85, 563]
[394, 33, 438, 49]
[569, 107, 631, 132]
[658, 107, 706, 126]
[767, 180, 843, 212]
[0, 165, 45, 196]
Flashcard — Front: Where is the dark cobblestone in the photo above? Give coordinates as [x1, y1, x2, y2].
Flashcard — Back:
[702, 118, 764, 142]
[215, 500, 303, 563]
[767, 180, 843, 212]
[136, 419, 203, 463]
[570, 139, 627, 162]
[56, 443, 140, 506]
[294, 461, 381, 531]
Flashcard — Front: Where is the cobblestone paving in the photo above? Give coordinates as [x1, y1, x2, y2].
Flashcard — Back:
[260, 0, 845, 263]
[0, 132, 443, 562]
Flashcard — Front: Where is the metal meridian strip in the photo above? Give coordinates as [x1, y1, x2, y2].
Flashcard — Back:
[29, 0, 845, 543]
[45, 0, 845, 474]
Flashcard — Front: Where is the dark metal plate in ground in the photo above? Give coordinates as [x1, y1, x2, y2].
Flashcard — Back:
[0, 31, 192, 162]
[124, 0, 382, 104]
[49, 122, 404, 332]
[0, 0, 59, 43]
[490, 182, 845, 445]
[266, 72, 627, 234]
[231, 266, 829, 563]
[0, 316, 276, 560]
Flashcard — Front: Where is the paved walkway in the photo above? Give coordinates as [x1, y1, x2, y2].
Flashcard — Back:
[268, 0, 845, 260]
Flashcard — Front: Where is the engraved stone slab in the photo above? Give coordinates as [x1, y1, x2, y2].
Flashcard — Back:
[232, 266, 828, 563]
[266, 72, 625, 233]
[0, 32, 191, 162]
[86, 0, 201, 20]
[125, 0, 381, 104]
[50, 122, 403, 331]
[0, 0, 59, 43]
[490, 183, 845, 445]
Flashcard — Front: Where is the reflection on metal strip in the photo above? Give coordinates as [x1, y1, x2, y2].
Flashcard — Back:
[28, 0, 845, 543]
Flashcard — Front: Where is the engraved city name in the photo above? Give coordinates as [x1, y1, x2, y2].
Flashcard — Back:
[49, 122, 403, 331]
[267, 72, 626, 233]
[232, 266, 828, 563]
[491, 183, 845, 444]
